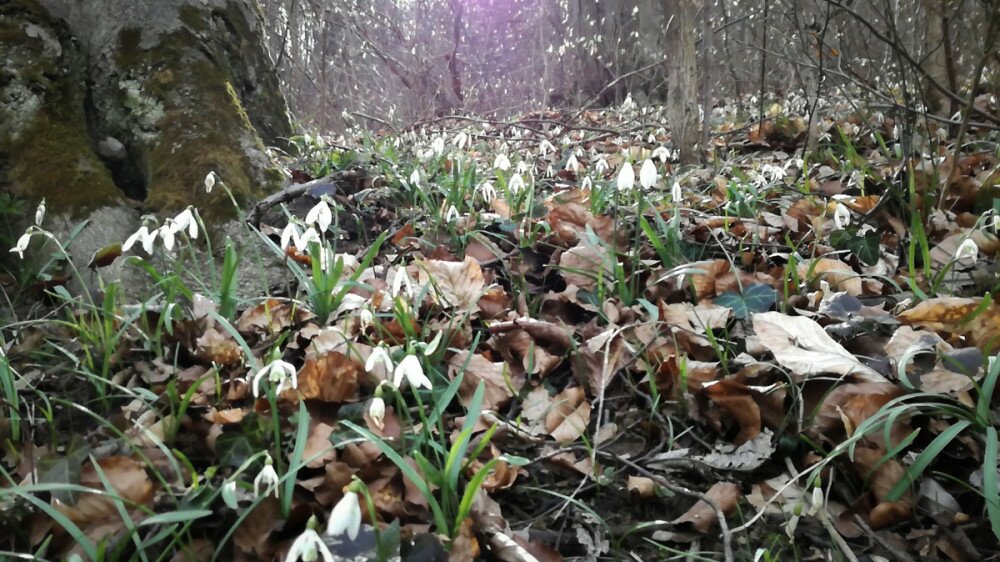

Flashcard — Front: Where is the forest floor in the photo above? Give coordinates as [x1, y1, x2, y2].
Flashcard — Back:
[2, 96, 1000, 562]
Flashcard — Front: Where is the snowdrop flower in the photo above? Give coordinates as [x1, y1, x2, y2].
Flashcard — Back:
[493, 153, 511, 171]
[34, 198, 45, 226]
[639, 159, 657, 189]
[431, 136, 445, 156]
[365, 344, 394, 374]
[452, 132, 468, 149]
[515, 160, 530, 175]
[393, 354, 433, 389]
[306, 200, 332, 233]
[538, 139, 556, 156]
[368, 396, 385, 430]
[253, 454, 280, 498]
[809, 484, 825, 515]
[761, 164, 786, 182]
[298, 227, 321, 249]
[565, 154, 580, 173]
[595, 158, 610, 174]
[651, 146, 671, 163]
[251, 359, 298, 398]
[390, 266, 414, 299]
[421, 330, 443, 356]
[358, 307, 374, 331]
[9, 230, 33, 259]
[508, 174, 525, 194]
[445, 205, 460, 222]
[621, 93, 636, 112]
[280, 222, 302, 250]
[581, 176, 593, 190]
[204, 171, 217, 193]
[671, 181, 683, 204]
[288, 516, 335, 562]
[157, 224, 176, 252]
[955, 238, 979, 263]
[833, 203, 851, 230]
[170, 207, 198, 239]
[617, 163, 635, 191]
[327, 491, 362, 540]
[477, 181, 496, 203]
[409, 168, 421, 187]
[123, 225, 157, 255]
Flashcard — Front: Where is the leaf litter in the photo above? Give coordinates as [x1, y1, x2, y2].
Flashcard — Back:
[2, 98, 1000, 561]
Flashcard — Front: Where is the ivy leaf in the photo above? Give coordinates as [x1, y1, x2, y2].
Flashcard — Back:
[715, 283, 776, 319]
[830, 229, 880, 265]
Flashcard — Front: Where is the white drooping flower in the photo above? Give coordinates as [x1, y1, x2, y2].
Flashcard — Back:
[251, 359, 298, 398]
[280, 222, 302, 250]
[34, 199, 46, 226]
[409, 168, 421, 187]
[365, 344, 394, 375]
[123, 225, 157, 255]
[9, 230, 32, 260]
[221, 480, 239, 510]
[390, 266, 414, 299]
[431, 136, 445, 156]
[639, 159, 657, 189]
[392, 354, 433, 390]
[617, 163, 635, 191]
[253, 454, 280, 499]
[651, 146, 671, 163]
[445, 205, 460, 223]
[538, 139, 556, 156]
[288, 517, 335, 562]
[327, 491, 362, 540]
[204, 171, 217, 193]
[157, 224, 176, 252]
[833, 203, 851, 230]
[493, 153, 511, 171]
[368, 397, 385, 431]
[955, 238, 979, 264]
[595, 158, 610, 174]
[169, 207, 199, 239]
[508, 174, 525, 194]
[305, 200, 333, 233]
[477, 181, 497, 203]
[671, 181, 683, 204]
[565, 154, 580, 173]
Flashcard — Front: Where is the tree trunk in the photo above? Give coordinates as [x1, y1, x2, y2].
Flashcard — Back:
[665, 0, 701, 164]
[0, 0, 292, 218]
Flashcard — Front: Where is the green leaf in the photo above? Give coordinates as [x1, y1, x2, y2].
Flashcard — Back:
[714, 283, 776, 319]
[886, 420, 970, 501]
[984, 427, 1000, 542]
[830, 229, 881, 265]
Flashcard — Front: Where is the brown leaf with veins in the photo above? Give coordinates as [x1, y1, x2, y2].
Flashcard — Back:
[545, 386, 592, 443]
[558, 241, 613, 291]
[547, 202, 615, 246]
[302, 422, 337, 468]
[898, 297, 1000, 347]
[417, 256, 486, 310]
[809, 382, 907, 448]
[672, 482, 740, 533]
[281, 351, 359, 402]
[194, 327, 242, 365]
[702, 379, 761, 444]
[799, 258, 863, 296]
[237, 298, 313, 337]
[465, 444, 522, 492]
[449, 351, 522, 411]
[233, 496, 280, 557]
[852, 446, 912, 529]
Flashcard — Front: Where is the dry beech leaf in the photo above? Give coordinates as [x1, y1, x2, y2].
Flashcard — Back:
[418, 256, 486, 310]
[752, 312, 885, 382]
[302, 422, 337, 468]
[282, 351, 360, 402]
[233, 496, 280, 556]
[236, 298, 313, 337]
[702, 379, 762, 444]
[194, 327, 242, 365]
[449, 351, 521, 411]
[811, 382, 908, 448]
[466, 444, 522, 492]
[545, 386, 591, 443]
[547, 202, 614, 246]
[627, 476, 658, 498]
[852, 446, 913, 529]
[558, 241, 613, 291]
[897, 297, 1000, 346]
[799, 258, 863, 296]
[54, 456, 154, 537]
[203, 408, 245, 425]
[672, 482, 740, 533]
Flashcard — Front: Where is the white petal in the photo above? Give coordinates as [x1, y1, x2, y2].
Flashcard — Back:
[639, 159, 657, 189]
[617, 164, 635, 191]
